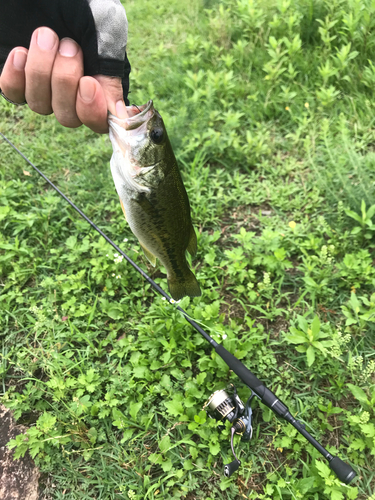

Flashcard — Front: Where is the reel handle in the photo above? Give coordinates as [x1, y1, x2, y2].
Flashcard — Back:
[214, 343, 357, 484]
[224, 459, 241, 477]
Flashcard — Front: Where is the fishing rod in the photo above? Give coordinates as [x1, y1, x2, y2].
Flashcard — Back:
[0, 132, 356, 484]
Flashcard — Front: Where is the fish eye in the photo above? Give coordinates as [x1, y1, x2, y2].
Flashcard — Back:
[150, 127, 164, 144]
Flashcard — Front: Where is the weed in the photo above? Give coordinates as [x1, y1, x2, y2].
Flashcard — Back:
[1, 0, 375, 498]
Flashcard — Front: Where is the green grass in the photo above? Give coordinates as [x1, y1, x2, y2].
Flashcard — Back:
[1, 0, 375, 498]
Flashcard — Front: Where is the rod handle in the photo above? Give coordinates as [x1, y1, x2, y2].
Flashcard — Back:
[215, 344, 265, 394]
[329, 457, 356, 485]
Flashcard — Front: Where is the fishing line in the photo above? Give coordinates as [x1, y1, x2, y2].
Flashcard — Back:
[131, 104, 142, 113]
[0, 132, 215, 346]
[0, 131, 357, 484]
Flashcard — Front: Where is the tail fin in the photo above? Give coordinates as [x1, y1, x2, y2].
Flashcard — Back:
[168, 269, 201, 301]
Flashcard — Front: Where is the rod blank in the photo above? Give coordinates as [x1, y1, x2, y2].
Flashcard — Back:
[0, 132, 356, 484]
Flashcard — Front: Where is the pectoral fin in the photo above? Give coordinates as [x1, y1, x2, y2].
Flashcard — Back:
[186, 226, 197, 257]
[140, 243, 157, 267]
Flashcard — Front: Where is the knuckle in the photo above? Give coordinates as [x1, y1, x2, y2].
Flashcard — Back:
[1, 71, 15, 91]
[25, 67, 52, 80]
[52, 98, 81, 128]
[0, 81, 11, 96]
[52, 72, 80, 87]
[27, 100, 52, 115]
[0, 92, 25, 104]
[94, 75, 122, 94]
[59, 118, 81, 129]
[81, 117, 108, 134]
[54, 110, 81, 128]
[1, 78, 26, 104]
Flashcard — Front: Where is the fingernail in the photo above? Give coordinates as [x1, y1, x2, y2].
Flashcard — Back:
[59, 38, 79, 57]
[79, 79, 96, 102]
[13, 50, 27, 71]
[116, 100, 128, 119]
[37, 27, 56, 51]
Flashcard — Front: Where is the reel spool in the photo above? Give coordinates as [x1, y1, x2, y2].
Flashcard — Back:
[203, 385, 254, 477]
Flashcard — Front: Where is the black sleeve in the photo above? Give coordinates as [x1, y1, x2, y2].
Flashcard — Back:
[0, 0, 130, 104]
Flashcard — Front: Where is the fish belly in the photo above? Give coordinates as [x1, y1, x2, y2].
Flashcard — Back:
[121, 189, 201, 300]
[124, 194, 184, 271]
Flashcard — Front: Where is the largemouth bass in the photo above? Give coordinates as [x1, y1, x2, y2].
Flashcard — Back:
[108, 100, 201, 301]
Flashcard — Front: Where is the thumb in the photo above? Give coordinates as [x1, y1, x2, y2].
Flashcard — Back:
[93, 74, 128, 119]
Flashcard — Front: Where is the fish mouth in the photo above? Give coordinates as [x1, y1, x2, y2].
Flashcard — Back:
[125, 100, 154, 130]
[108, 100, 154, 131]
[127, 100, 153, 118]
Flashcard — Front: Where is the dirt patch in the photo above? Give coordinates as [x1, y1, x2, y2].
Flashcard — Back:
[0, 405, 39, 500]
[218, 204, 273, 245]
[219, 289, 246, 324]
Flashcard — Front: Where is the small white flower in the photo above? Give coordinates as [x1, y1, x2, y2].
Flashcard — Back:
[170, 299, 176, 304]
[112, 273, 115, 277]
[114, 253, 119, 257]
[106, 254, 109, 257]
[222, 334, 228, 340]
[123, 238, 128, 242]
[116, 275, 121, 279]
[162, 297, 166, 301]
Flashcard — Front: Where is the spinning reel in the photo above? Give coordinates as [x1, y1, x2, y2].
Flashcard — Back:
[203, 384, 254, 477]
[2, 134, 357, 489]
[203, 373, 356, 485]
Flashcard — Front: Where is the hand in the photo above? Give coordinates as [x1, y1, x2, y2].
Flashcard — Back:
[0, 27, 128, 133]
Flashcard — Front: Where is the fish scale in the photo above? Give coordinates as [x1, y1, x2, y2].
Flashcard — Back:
[108, 100, 201, 300]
